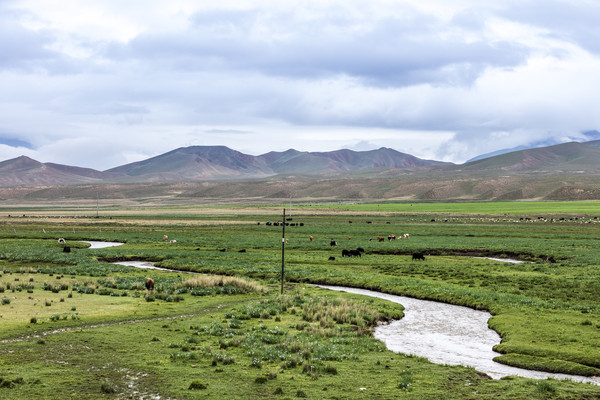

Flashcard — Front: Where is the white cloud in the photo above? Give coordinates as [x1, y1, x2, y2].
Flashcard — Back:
[0, 0, 598, 169]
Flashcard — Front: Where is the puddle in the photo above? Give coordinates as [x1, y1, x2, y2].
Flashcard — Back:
[111, 261, 173, 272]
[316, 285, 600, 385]
[111, 260, 201, 274]
[475, 257, 524, 264]
[81, 241, 125, 249]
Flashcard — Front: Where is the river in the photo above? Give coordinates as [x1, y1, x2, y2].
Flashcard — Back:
[94, 243, 598, 385]
[316, 285, 600, 385]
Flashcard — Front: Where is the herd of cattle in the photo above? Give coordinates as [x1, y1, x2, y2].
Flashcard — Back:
[56, 223, 425, 293]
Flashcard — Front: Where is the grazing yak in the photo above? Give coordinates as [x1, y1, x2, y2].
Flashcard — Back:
[412, 252, 426, 261]
[328, 256, 336, 261]
[145, 278, 155, 292]
[330, 240, 338, 247]
[58, 238, 66, 244]
[62, 246, 71, 253]
[342, 249, 362, 257]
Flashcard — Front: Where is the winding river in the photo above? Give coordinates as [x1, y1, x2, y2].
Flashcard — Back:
[87, 242, 598, 385]
[316, 285, 600, 385]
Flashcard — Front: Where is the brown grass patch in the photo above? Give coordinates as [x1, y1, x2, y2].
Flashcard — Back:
[178, 276, 266, 293]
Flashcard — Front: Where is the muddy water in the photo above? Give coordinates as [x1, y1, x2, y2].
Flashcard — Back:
[111, 260, 205, 275]
[81, 241, 125, 249]
[317, 285, 600, 385]
[111, 260, 187, 273]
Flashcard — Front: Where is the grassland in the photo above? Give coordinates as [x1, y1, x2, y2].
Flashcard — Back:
[1, 201, 600, 399]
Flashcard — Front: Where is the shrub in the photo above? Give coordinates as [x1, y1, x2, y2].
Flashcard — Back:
[188, 380, 208, 390]
[100, 383, 116, 394]
[324, 364, 338, 375]
[397, 371, 413, 391]
[536, 380, 556, 394]
[30, 317, 37, 324]
[1, 297, 10, 305]
[254, 377, 268, 384]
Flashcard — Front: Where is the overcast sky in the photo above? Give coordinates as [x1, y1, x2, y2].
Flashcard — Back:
[1, 0, 599, 170]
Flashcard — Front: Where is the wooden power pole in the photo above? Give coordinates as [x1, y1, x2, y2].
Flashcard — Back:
[281, 208, 285, 294]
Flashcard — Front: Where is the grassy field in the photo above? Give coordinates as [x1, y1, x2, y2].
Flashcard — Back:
[1, 201, 600, 399]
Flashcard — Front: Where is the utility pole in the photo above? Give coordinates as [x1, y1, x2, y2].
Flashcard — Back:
[281, 208, 285, 294]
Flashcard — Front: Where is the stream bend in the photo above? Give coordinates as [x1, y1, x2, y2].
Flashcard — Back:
[316, 285, 600, 385]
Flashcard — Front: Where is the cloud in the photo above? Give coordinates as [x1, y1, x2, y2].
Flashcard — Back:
[0, 0, 598, 169]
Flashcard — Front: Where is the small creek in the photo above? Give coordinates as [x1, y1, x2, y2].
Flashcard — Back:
[89, 243, 598, 385]
[317, 285, 600, 385]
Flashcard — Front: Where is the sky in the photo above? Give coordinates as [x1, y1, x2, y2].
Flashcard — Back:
[1, 0, 599, 170]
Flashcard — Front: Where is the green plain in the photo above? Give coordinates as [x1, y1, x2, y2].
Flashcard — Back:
[0, 201, 599, 399]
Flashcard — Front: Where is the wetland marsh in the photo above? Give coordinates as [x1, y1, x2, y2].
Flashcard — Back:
[1, 202, 600, 399]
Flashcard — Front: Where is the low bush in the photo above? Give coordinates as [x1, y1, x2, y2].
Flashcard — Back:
[188, 380, 207, 390]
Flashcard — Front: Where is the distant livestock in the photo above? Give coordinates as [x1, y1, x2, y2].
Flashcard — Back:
[342, 249, 362, 257]
[388, 234, 396, 240]
[328, 256, 336, 261]
[62, 246, 71, 253]
[145, 278, 155, 292]
[377, 236, 385, 242]
[169, 239, 177, 243]
[412, 252, 426, 261]
[330, 240, 338, 247]
[309, 236, 314, 242]
[58, 238, 66, 244]
[163, 235, 168, 241]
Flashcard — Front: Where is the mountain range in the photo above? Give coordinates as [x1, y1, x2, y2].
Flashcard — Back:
[2, 141, 600, 201]
[0, 146, 449, 186]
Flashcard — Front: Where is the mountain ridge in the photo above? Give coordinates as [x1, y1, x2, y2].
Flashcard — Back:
[2, 142, 600, 201]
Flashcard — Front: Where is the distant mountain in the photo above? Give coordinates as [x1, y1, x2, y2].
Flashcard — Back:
[106, 146, 447, 181]
[260, 147, 442, 174]
[467, 132, 600, 163]
[106, 146, 273, 181]
[457, 140, 600, 173]
[0, 156, 121, 186]
[2, 141, 600, 194]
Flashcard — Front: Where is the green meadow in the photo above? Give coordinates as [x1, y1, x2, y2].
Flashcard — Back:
[0, 201, 599, 399]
